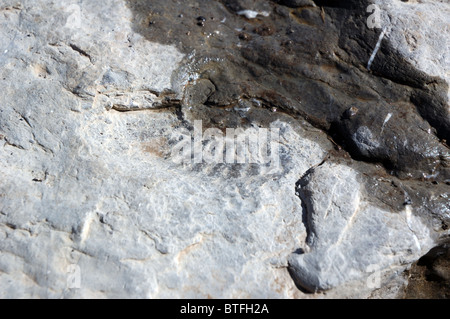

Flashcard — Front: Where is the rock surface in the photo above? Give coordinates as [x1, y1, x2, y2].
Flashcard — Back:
[373, 0, 450, 157]
[290, 161, 434, 292]
[0, 0, 449, 298]
[402, 243, 450, 299]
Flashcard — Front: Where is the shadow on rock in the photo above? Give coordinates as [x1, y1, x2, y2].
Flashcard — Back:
[124, 0, 449, 181]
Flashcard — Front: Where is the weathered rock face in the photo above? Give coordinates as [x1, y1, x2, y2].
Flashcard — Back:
[402, 244, 450, 299]
[371, 0, 450, 164]
[290, 161, 434, 293]
[0, 0, 449, 298]
[126, 0, 449, 179]
[0, 0, 331, 298]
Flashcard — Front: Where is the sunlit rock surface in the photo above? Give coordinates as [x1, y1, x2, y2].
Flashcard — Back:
[0, 0, 449, 298]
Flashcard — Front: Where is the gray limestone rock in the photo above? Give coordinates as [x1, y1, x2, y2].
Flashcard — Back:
[289, 161, 435, 292]
[0, 0, 449, 299]
[0, 1, 331, 298]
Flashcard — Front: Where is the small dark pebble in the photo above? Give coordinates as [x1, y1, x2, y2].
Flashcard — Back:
[286, 28, 295, 34]
[239, 33, 251, 40]
[197, 21, 205, 27]
[197, 16, 206, 22]
[403, 198, 413, 206]
[343, 106, 359, 119]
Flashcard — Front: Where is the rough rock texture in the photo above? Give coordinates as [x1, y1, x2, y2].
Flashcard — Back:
[290, 161, 434, 292]
[373, 0, 450, 155]
[401, 243, 450, 299]
[0, 0, 449, 298]
[125, 0, 450, 179]
[374, 0, 450, 97]
[0, 0, 334, 298]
